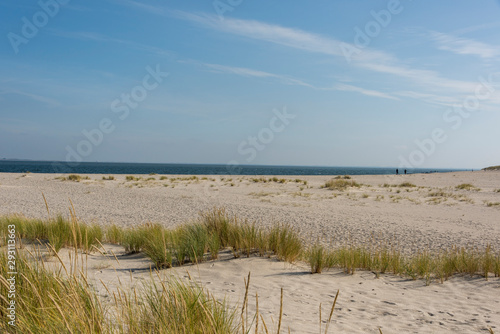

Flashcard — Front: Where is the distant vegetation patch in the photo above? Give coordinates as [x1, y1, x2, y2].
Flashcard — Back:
[483, 165, 500, 171]
[322, 179, 361, 191]
[55, 174, 90, 182]
[399, 182, 416, 188]
[455, 183, 480, 191]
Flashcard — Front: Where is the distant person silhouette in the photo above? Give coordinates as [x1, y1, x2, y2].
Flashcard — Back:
[404, 169, 407, 174]
[396, 169, 399, 175]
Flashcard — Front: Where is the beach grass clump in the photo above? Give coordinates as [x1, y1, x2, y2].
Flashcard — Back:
[322, 179, 361, 191]
[0, 215, 102, 254]
[65, 174, 90, 182]
[267, 224, 302, 263]
[207, 233, 221, 260]
[73, 222, 103, 253]
[300, 242, 500, 284]
[124, 276, 237, 334]
[427, 190, 452, 198]
[200, 208, 302, 262]
[178, 176, 199, 181]
[0, 250, 106, 333]
[47, 215, 72, 253]
[1, 216, 47, 242]
[334, 175, 351, 180]
[237, 222, 259, 258]
[399, 182, 416, 188]
[307, 243, 326, 273]
[0, 244, 237, 334]
[200, 207, 232, 248]
[180, 223, 209, 264]
[102, 175, 115, 180]
[250, 177, 268, 183]
[104, 224, 123, 244]
[485, 201, 500, 207]
[125, 175, 141, 181]
[455, 183, 480, 191]
[227, 222, 244, 258]
[141, 224, 173, 268]
[68, 174, 81, 181]
[4, 208, 500, 288]
[407, 251, 434, 284]
[121, 227, 147, 254]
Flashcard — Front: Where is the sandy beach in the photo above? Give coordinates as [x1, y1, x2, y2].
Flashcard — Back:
[1, 171, 500, 333]
[1, 171, 500, 252]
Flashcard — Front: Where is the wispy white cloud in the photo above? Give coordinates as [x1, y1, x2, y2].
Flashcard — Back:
[332, 84, 399, 101]
[359, 62, 476, 93]
[195, 61, 400, 100]
[114, 3, 493, 105]
[180, 59, 398, 100]
[453, 22, 500, 35]
[202, 63, 313, 88]
[170, 12, 479, 95]
[430, 31, 500, 59]
[394, 90, 460, 107]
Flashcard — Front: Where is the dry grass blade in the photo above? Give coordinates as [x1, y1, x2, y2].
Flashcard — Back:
[47, 243, 69, 276]
[255, 292, 259, 334]
[241, 271, 251, 334]
[277, 287, 283, 334]
[324, 290, 339, 334]
[48, 293, 75, 334]
[261, 314, 270, 334]
[42, 192, 50, 218]
[319, 302, 322, 334]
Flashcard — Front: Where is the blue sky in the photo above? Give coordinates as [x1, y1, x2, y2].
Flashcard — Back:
[1, 0, 499, 169]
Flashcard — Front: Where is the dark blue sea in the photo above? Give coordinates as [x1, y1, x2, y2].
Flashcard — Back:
[0, 160, 466, 176]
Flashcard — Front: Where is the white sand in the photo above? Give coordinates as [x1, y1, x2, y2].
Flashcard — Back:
[1, 171, 500, 332]
[1, 171, 500, 252]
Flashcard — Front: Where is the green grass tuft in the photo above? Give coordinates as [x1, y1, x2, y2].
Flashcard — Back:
[322, 179, 361, 191]
[455, 183, 480, 191]
[399, 182, 416, 187]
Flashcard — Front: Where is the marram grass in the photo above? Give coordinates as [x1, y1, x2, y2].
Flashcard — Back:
[1, 211, 499, 283]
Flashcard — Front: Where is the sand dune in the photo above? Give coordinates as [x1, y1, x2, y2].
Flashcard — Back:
[1, 171, 500, 332]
